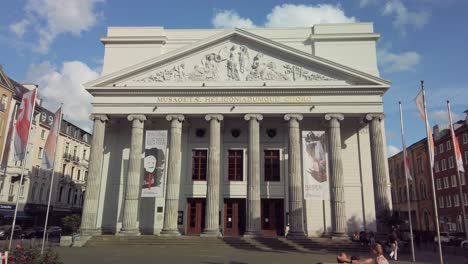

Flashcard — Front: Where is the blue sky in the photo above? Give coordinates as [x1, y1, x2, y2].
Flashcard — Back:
[0, 0, 467, 155]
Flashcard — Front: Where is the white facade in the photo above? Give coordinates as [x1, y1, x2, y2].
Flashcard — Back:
[82, 24, 391, 237]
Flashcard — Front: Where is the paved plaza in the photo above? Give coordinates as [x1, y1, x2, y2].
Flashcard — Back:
[56, 246, 467, 264]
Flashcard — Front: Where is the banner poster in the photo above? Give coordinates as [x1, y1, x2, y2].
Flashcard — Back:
[141, 130, 167, 197]
[302, 131, 329, 200]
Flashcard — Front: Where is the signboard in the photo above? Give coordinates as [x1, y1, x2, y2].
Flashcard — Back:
[141, 130, 167, 197]
[302, 131, 329, 200]
[0, 204, 16, 210]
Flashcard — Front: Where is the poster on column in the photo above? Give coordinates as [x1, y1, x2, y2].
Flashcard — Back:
[141, 130, 167, 197]
[302, 131, 329, 200]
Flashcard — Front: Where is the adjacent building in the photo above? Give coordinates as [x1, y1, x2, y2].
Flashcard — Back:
[433, 116, 468, 232]
[0, 66, 92, 227]
[81, 23, 393, 238]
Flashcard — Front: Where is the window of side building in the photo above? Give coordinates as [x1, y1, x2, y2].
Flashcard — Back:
[454, 194, 460, 207]
[441, 159, 447, 171]
[439, 144, 444, 153]
[436, 178, 442, 190]
[228, 149, 243, 181]
[446, 196, 452, 207]
[264, 149, 280, 182]
[192, 149, 207, 181]
[463, 133, 468, 144]
[435, 161, 439, 172]
[447, 141, 451, 151]
[451, 175, 457, 187]
[448, 156, 454, 169]
[439, 196, 444, 208]
[443, 177, 449, 188]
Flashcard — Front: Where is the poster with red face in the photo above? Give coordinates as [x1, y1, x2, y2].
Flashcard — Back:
[302, 131, 329, 200]
[142, 130, 167, 197]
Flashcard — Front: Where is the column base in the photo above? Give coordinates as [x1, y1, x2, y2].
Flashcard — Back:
[80, 228, 102, 236]
[331, 232, 349, 240]
[286, 231, 306, 238]
[160, 229, 181, 236]
[118, 228, 141, 236]
[243, 230, 263, 238]
[200, 229, 222, 237]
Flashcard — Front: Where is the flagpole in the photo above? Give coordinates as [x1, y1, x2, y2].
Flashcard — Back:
[399, 101, 416, 262]
[1, 104, 19, 185]
[447, 101, 468, 240]
[9, 88, 38, 250]
[41, 106, 63, 254]
[421, 81, 444, 264]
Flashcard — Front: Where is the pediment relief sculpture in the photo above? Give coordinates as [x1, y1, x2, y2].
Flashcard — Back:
[131, 44, 336, 83]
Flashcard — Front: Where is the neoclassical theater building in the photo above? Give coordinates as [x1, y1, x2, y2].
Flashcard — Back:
[81, 23, 392, 238]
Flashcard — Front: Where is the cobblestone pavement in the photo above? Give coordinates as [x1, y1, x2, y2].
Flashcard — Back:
[57, 246, 467, 264]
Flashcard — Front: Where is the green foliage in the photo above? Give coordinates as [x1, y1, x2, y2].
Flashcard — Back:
[4, 244, 62, 264]
[61, 214, 81, 235]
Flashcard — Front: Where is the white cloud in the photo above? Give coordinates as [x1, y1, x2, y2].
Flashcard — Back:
[26, 61, 98, 131]
[10, 0, 103, 53]
[387, 145, 401, 157]
[382, 0, 430, 33]
[429, 110, 461, 123]
[359, 0, 378, 8]
[9, 19, 30, 38]
[212, 4, 356, 29]
[378, 48, 421, 73]
[265, 4, 356, 27]
[212, 10, 256, 29]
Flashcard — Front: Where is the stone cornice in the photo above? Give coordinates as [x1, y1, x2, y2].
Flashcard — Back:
[308, 33, 380, 42]
[101, 36, 167, 45]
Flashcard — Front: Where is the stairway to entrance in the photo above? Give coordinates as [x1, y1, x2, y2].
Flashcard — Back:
[85, 235, 370, 253]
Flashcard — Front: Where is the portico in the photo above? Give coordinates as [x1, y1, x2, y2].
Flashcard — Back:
[81, 24, 392, 238]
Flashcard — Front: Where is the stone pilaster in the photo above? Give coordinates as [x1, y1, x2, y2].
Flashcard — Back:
[161, 114, 184, 236]
[120, 115, 146, 235]
[243, 114, 263, 237]
[81, 114, 108, 236]
[202, 114, 223, 237]
[366, 113, 391, 230]
[324, 113, 347, 237]
[284, 114, 305, 237]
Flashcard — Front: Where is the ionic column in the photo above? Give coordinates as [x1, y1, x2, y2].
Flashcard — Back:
[81, 114, 108, 236]
[325, 113, 347, 237]
[243, 114, 263, 237]
[120, 115, 146, 235]
[161, 115, 184, 236]
[202, 114, 223, 237]
[284, 114, 305, 237]
[366, 114, 391, 230]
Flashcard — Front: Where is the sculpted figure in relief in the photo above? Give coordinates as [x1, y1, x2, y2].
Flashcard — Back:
[227, 46, 240, 81]
[238, 45, 250, 73]
[191, 53, 220, 81]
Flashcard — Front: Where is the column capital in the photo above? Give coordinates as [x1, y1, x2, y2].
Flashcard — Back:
[324, 113, 344, 121]
[205, 114, 224, 122]
[365, 113, 385, 122]
[127, 114, 147, 122]
[244, 114, 263, 122]
[90, 114, 109, 122]
[166, 114, 185, 122]
[284, 114, 303, 122]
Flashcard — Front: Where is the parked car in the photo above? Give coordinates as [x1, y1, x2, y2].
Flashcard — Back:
[434, 232, 456, 243]
[0, 225, 22, 240]
[461, 240, 468, 249]
[46, 226, 62, 238]
[20, 227, 44, 239]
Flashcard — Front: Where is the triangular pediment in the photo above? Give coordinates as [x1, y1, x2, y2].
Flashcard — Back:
[86, 29, 390, 89]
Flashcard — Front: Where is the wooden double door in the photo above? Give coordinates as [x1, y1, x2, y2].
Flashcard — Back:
[261, 199, 285, 237]
[223, 199, 246, 236]
[186, 198, 206, 235]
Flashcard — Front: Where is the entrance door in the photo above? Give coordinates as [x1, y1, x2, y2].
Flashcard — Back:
[223, 199, 246, 236]
[186, 198, 206, 235]
[261, 199, 284, 236]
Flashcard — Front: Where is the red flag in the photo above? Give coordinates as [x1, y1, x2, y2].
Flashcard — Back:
[447, 104, 465, 173]
[415, 90, 435, 168]
[42, 107, 62, 170]
[13, 89, 36, 161]
[404, 148, 413, 180]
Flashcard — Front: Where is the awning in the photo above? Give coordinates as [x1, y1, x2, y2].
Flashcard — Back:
[0, 210, 31, 219]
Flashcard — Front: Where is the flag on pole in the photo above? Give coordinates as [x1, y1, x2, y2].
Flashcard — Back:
[415, 90, 435, 168]
[447, 105, 465, 173]
[13, 89, 36, 161]
[42, 107, 62, 170]
[403, 148, 413, 181]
